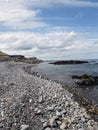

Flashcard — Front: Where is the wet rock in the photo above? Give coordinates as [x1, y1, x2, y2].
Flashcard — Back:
[72, 74, 98, 86]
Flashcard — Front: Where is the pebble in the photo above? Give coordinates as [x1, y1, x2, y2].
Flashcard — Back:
[47, 105, 55, 111]
[43, 122, 48, 128]
[39, 96, 43, 103]
[20, 125, 30, 130]
[81, 117, 85, 123]
[36, 109, 42, 114]
[44, 127, 51, 130]
[56, 120, 62, 125]
[60, 122, 67, 130]
[0, 123, 3, 128]
[49, 117, 56, 125]
[61, 109, 66, 115]
[56, 110, 62, 117]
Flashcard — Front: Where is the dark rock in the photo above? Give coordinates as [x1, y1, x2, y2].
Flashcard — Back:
[10, 55, 25, 59]
[72, 74, 98, 86]
[72, 75, 81, 79]
[49, 60, 88, 65]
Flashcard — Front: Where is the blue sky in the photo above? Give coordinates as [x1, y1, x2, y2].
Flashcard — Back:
[0, 0, 98, 60]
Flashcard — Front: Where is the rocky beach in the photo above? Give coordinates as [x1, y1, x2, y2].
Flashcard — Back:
[0, 61, 98, 130]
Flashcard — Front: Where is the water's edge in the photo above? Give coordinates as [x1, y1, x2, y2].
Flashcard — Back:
[24, 64, 98, 121]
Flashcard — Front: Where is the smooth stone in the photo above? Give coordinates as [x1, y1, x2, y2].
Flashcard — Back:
[47, 106, 55, 111]
[39, 96, 43, 103]
[60, 122, 67, 130]
[34, 108, 38, 112]
[0, 123, 3, 128]
[61, 109, 66, 114]
[93, 125, 98, 130]
[49, 117, 55, 125]
[40, 119, 46, 123]
[45, 127, 51, 130]
[37, 109, 42, 114]
[56, 110, 62, 117]
[84, 114, 91, 119]
[78, 129, 84, 130]
[56, 120, 62, 125]
[43, 122, 48, 128]
[81, 117, 85, 123]
[29, 99, 32, 103]
[21, 125, 30, 130]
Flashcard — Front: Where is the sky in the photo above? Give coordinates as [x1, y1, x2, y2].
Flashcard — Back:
[0, 0, 98, 60]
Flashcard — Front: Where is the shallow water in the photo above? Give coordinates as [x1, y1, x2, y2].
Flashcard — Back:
[32, 60, 98, 104]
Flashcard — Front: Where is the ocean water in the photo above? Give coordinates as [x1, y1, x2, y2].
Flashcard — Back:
[32, 60, 98, 104]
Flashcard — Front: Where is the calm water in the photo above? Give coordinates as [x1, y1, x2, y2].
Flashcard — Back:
[32, 60, 98, 104]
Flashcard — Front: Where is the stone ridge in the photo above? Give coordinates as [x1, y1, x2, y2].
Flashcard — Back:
[0, 62, 98, 130]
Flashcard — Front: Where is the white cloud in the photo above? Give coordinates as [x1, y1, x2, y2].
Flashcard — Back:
[0, 0, 98, 30]
[0, 31, 97, 60]
[0, 0, 47, 29]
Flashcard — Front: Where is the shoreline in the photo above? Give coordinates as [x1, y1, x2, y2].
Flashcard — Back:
[24, 64, 98, 122]
[0, 61, 98, 130]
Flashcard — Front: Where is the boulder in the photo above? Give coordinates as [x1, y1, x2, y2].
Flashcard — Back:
[72, 74, 98, 86]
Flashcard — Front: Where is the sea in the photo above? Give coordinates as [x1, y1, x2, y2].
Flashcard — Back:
[32, 59, 98, 104]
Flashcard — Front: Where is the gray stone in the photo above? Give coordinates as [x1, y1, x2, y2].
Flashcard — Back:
[81, 117, 85, 123]
[21, 125, 31, 130]
[78, 128, 84, 130]
[37, 109, 42, 114]
[39, 96, 43, 103]
[60, 122, 67, 130]
[56, 110, 62, 117]
[56, 120, 62, 125]
[49, 117, 55, 125]
[61, 109, 66, 114]
[47, 105, 55, 111]
[45, 127, 51, 130]
[40, 118, 46, 123]
[43, 122, 48, 128]
[0, 123, 3, 128]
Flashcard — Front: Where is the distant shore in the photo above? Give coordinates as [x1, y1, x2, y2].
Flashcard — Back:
[49, 60, 89, 65]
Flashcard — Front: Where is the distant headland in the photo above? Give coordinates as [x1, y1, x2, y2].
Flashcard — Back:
[49, 60, 89, 65]
[0, 51, 43, 64]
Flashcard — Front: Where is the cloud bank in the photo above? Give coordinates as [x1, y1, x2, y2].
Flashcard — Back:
[0, 0, 47, 30]
[0, 31, 97, 60]
[0, 0, 98, 59]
